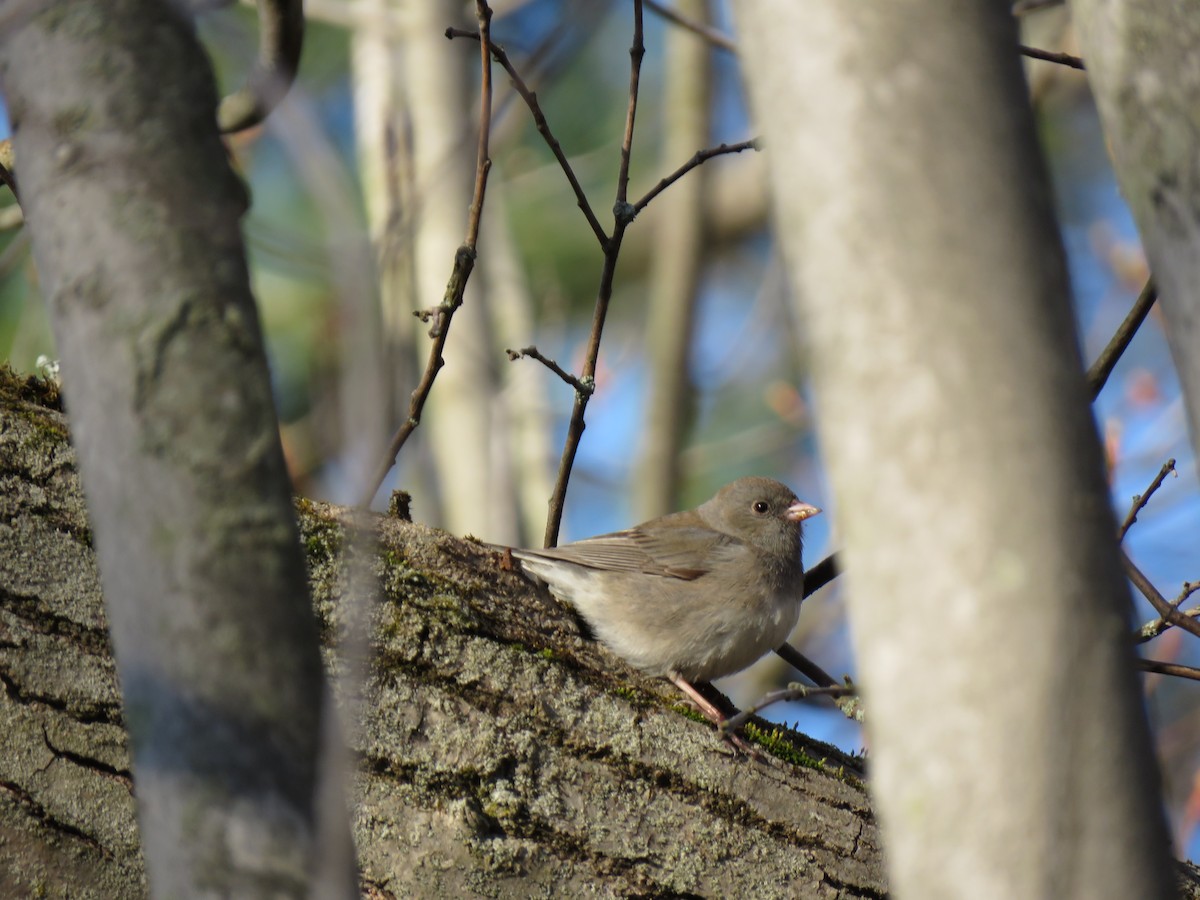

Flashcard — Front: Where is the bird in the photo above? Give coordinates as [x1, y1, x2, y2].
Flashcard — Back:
[506, 476, 820, 746]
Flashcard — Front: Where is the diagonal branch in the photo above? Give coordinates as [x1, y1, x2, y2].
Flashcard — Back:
[1118, 458, 1176, 541]
[644, 0, 737, 54]
[1087, 279, 1157, 399]
[632, 139, 760, 216]
[540, 0, 646, 547]
[447, 27, 609, 249]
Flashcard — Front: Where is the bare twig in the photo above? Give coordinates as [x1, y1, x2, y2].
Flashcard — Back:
[644, 0, 737, 54]
[1138, 658, 1200, 683]
[1124, 552, 1200, 643]
[802, 552, 841, 599]
[218, 0, 306, 133]
[1087, 279, 1157, 399]
[774, 637, 860, 722]
[447, 27, 609, 249]
[1118, 458, 1176, 541]
[541, 0, 646, 547]
[361, 1, 496, 507]
[721, 682, 858, 733]
[774, 641, 838, 688]
[632, 139, 760, 216]
[1135, 581, 1200, 644]
[506, 346, 594, 396]
[1018, 44, 1084, 70]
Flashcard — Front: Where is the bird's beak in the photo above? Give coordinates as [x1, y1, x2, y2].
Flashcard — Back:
[786, 500, 821, 522]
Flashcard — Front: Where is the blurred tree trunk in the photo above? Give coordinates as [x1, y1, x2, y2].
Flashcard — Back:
[354, 0, 545, 544]
[634, 0, 711, 520]
[480, 184, 556, 544]
[0, 369, 885, 898]
[736, 4, 1175, 898]
[1070, 0, 1200, 473]
[392, 0, 518, 541]
[0, 1, 355, 896]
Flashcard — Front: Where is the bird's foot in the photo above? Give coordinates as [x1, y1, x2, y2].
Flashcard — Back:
[669, 675, 765, 761]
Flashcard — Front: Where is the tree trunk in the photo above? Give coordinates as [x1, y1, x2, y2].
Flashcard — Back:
[736, 4, 1175, 898]
[0, 1, 351, 895]
[0, 368, 882, 897]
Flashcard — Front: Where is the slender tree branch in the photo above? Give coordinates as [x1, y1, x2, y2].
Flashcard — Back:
[506, 346, 594, 396]
[615, 5, 645, 210]
[361, 1, 496, 507]
[1087, 279, 1157, 399]
[217, 0, 305, 133]
[644, 0, 737, 54]
[1135, 581, 1200, 644]
[802, 553, 842, 598]
[446, 27, 609, 249]
[1124, 552, 1200, 643]
[774, 641, 839, 688]
[1118, 458, 1176, 541]
[632, 139, 760, 216]
[541, 0, 645, 547]
[1138, 658, 1200, 683]
[1018, 44, 1084, 70]
[721, 683, 858, 733]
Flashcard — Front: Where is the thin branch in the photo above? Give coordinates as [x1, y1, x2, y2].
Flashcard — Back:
[1138, 658, 1200, 683]
[1135, 581, 1200, 644]
[774, 641, 838, 688]
[614, 3, 645, 210]
[1018, 44, 1084, 70]
[774, 638, 861, 722]
[802, 553, 841, 598]
[632, 139, 760, 216]
[720, 682, 858, 733]
[506, 346, 594, 396]
[643, 0, 737, 54]
[361, 1, 496, 507]
[1118, 458, 1176, 541]
[447, 27, 609, 249]
[540, 0, 645, 548]
[1124, 552, 1200, 643]
[1087, 279, 1157, 399]
[218, 0, 306, 133]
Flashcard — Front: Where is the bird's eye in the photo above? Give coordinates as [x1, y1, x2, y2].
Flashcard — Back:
[752, 500, 770, 514]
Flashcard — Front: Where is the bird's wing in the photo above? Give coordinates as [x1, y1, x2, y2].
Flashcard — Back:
[513, 526, 743, 581]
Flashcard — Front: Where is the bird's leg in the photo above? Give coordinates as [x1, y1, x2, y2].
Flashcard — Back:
[669, 675, 761, 758]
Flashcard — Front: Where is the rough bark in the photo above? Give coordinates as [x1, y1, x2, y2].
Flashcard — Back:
[0, 368, 881, 898]
[736, 4, 1175, 899]
[0, 1, 352, 895]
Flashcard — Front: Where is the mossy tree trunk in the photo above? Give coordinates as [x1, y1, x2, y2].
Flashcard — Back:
[0, 369, 884, 897]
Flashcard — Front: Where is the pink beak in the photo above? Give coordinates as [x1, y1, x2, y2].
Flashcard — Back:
[786, 500, 822, 522]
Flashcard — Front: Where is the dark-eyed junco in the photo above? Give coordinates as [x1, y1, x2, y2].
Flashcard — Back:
[508, 477, 820, 743]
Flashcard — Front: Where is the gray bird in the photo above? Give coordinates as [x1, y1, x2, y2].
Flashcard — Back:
[509, 476, 820, 742]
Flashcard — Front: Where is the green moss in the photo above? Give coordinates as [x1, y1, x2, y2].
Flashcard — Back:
[743, 722, 828, 770]
[671, 704, 711, 725]
[298, 506, 344, 563]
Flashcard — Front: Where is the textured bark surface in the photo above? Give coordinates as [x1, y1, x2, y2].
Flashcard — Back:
[737, 4, 1176, 898]
[0, 369, 883, 898]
